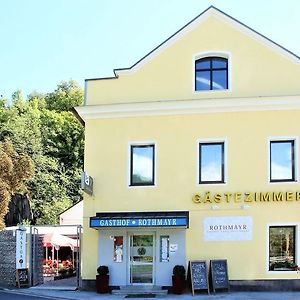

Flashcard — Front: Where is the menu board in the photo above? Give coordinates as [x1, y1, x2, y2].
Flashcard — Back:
[189, 260, 209, 295]
[16, 268, 29, 288]
[210, 260, 229, 292]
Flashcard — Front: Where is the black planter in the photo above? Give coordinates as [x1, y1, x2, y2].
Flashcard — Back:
[96, 274, 109, 293]
[172, 275, 186, 294]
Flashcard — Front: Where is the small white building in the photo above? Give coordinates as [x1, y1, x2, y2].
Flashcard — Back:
[59, 201, 83, 226]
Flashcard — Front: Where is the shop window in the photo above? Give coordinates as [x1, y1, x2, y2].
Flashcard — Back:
[269, 226, 296, 271]
[270, 140, 295, 182]
[130, 144, 155, 186]
[195, 57, 228, 91]
[113, 236, 123, 263]
[199, 142, 225, 184]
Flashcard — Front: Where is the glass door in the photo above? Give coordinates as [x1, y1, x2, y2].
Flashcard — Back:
[129, 233, 154, 284]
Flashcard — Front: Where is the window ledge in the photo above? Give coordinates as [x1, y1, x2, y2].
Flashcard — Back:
[128, 184, 157, 189]
[269, 180, 298, 185]
[197, 182, 227, 187]
[193, 88, 231, 94]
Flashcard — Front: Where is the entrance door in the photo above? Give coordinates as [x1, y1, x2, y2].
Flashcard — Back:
[129, 233, 154, 285]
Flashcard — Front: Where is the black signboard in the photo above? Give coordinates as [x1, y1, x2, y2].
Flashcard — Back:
[210, 260, 229, 292]
[189, 260, 209, 295]
[16, 268, 29, 288]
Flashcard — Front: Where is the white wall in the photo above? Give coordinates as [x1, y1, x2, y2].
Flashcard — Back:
[60, 201, 83, 226]
[98, 228, 186, 286]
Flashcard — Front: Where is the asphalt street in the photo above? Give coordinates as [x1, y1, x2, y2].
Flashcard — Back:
[4, 289, 300, 300]
[0, 290, 58, 300]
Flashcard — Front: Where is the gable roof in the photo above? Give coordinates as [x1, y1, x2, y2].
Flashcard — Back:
[86, 5, 300, 82]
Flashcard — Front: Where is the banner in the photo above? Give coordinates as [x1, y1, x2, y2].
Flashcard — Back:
[203, 216, 252, 241]
[16, 229, 27, 269]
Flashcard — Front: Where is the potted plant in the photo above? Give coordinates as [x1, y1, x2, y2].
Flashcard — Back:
[96, 265, 109, 293]
[172, 265, 186, 294]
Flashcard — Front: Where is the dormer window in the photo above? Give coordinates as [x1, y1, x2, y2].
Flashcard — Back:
[195, 57, 228, 91]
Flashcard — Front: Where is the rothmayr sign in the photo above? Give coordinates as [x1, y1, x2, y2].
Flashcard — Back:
[90, 217, 188, 228]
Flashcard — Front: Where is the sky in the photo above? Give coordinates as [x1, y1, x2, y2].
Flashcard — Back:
[1, 0, 300, 99]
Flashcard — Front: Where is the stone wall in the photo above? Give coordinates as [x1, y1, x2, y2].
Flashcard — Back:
[0, 230, 16, 287]
[32, 234, 44, 286]
[0, 229, 44, 288]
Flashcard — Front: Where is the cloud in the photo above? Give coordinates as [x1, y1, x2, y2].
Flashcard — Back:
[133, 153, 153, 180]
[201, 162, 222, 181]
[271, 162, 292, 180]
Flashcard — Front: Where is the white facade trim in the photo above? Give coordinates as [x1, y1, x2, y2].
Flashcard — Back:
[75, 95, 300, 121]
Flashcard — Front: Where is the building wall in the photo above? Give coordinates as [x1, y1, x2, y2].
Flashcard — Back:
[60, 201, 83, 226]
[98, 229, 185, 286]
[86, 15, 300, 105]
[82, 109, 300, 281]
[79, 8, 300, 286]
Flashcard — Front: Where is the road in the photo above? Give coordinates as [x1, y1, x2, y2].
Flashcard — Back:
[0, 290, 57, 300]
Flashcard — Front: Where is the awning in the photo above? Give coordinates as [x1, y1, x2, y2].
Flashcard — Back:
[90, 211, 189, 229]
[43, 233, 79, 249]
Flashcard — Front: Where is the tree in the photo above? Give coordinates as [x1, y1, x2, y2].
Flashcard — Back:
[0, 140, 34, 230]
[40, 109, 84, 169]
[44, 80, 83, 112]
[1, 80, 84, 226]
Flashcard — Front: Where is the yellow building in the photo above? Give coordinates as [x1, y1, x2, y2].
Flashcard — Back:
[75, 6, 300, 291]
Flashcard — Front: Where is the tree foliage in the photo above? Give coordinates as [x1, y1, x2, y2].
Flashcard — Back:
[1, 80, 84, 226]
[45, 80, 83, 112]
[0, 140, 34, 229]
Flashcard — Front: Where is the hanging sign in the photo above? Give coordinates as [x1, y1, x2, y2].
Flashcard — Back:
[81, 171, 93, 195]
[16, 228, 27, 269]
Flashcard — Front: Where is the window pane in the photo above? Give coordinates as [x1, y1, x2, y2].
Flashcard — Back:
[212, 58, 227, 68]
[270, 141, 294, 181]
[195, 71, 210, 90]
[200, 143, 224, 182]
[131, 145, 154, 185]
[196, 59, 210, 70]
[212, 70, 227, 90]
[269, 227, 295, 271]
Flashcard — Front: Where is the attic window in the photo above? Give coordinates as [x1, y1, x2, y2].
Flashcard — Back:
[195, 57, 228, 91]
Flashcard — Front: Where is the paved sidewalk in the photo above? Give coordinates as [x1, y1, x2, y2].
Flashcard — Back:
[4, 288, 300, 300]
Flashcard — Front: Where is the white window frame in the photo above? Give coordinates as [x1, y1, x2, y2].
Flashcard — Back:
[197, 138, 228, 186]
[266, 223, 299, 274]
[192, 51, 232, 94]
[268, 136, 298, 184]
[128, 141, 157, 188]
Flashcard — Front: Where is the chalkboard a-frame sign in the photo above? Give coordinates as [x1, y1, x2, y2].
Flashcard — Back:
[16, 268, 29, 288]
[210, 259, 229, 293]
[189, 260, 209, 295]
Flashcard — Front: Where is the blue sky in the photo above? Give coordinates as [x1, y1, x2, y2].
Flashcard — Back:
[1, 0, 299, 99]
